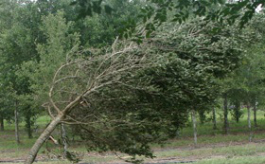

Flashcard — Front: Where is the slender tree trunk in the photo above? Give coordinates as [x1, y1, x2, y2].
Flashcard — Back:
[223, 93, 229, 134]
[191, 110, 197, 146]
[212, 108, 217, 130]
[61, 123, 68, 158]
[234, 100, 241, 123]
[25, 109, 33, 139]
[247, 103, 252, 142]
[15, 102, 20, 144]
[253, 103, 258, 127]
[0, 116, 4, 131]
[24, 114, 63, 164]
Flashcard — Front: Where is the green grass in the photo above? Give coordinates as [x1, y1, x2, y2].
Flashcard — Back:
[156, 142, 265, 158]
[189, 156, 265, 164]
[1, 110, 265, 163]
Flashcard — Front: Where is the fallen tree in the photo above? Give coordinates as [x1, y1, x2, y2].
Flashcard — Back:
[25, 39, 170, 164]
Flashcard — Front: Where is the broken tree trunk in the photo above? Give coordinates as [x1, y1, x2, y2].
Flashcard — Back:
[24, 114, 64, 164]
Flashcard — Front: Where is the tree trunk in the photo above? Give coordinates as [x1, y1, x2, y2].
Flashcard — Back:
[0, 116, 4, 131]
[25, 109, 33, 139]
[61, 123, 68, 158]
[24, 114, 63, 164]
[234, 100, 241, 123]
[14, 103, 20, 144]
[223, 93, 229, 134]
[253, 103, 258, 127]
[191, 110, 197, 146]
[247, 103, 252, 142]
[212, 108, 217, 130]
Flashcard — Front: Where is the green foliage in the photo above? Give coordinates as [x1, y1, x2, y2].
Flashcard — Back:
[71, 0, 265, 40]
[19, 11, 80, 106]
[0, 0, 41, 134]
[72, 0, 143, 47]
[223, 14, 265, 112]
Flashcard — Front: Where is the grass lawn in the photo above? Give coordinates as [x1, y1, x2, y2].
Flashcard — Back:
[189, 156, 265, 164]
[1, 109, 265, 163]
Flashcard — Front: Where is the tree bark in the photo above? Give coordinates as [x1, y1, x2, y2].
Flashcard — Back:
[61, 123, 68, 158]
[191, 110, 197, 146]
[247, 103, 252, 142]
[0, 116, 4, 131]
[234, 100, 241, 123]
[24, 114, 63, 164]
[212, 108, 217, 130]
[223, 93, 229, 134]
[25, 110, 33, 139]
[14, 103, 20, 144]
[253, 103, 258, 127]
